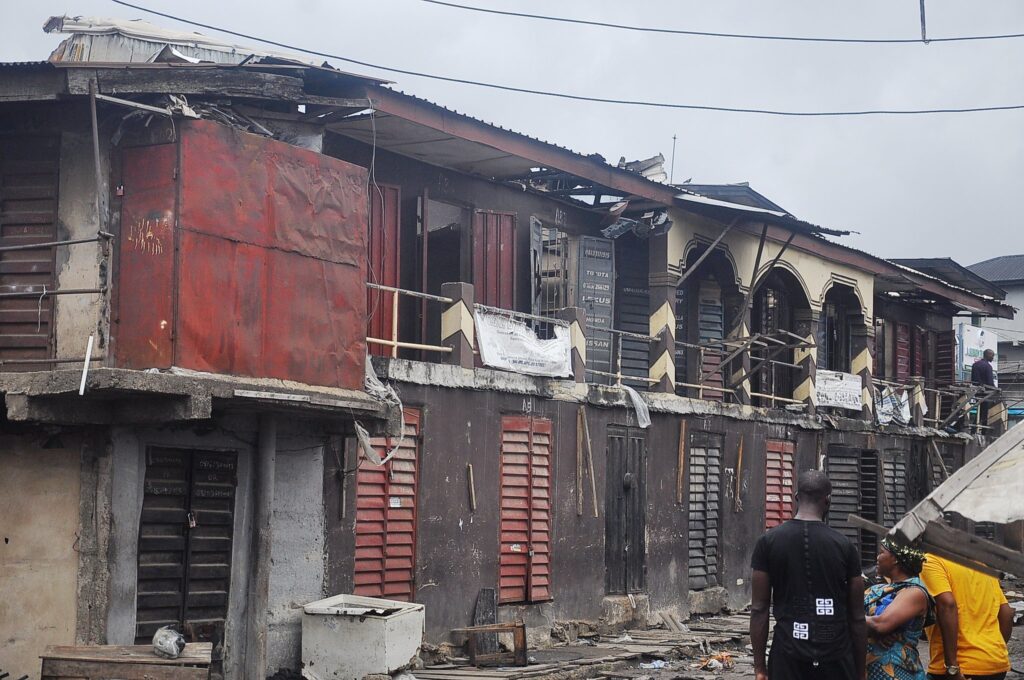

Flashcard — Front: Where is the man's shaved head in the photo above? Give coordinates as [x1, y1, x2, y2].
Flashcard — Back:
[796, 469, 831, 506]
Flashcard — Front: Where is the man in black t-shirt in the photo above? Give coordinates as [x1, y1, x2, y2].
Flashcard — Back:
[750, 469, 866, 680]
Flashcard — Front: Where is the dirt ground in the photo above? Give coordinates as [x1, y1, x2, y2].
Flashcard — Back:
[606, 622, 1024, 680]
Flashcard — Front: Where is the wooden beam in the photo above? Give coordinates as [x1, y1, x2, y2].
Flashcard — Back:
[674, 218, 739, 289]
[676, 420, 687, 505]
[729, 224, 768, 334]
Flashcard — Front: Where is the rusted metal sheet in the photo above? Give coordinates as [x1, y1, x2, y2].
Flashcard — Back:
[114, 120, 368, 389]
[115, 143, 176, 369]
[354, 409, 420, 601]
[367, 184, 401, 356]
[765, 439, 794, 529]
[499, 415, 552, 604]
[0, 135, 59, 367]
[473, 211, 515, 309]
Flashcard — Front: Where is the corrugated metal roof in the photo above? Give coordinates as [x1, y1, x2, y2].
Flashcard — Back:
[890, 258, 1007, 300]
[675, 182, 788, 213]
[969, 254, 1024, 284]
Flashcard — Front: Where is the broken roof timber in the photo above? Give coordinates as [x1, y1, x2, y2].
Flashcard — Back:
[361, 86, 681, 207]
[742, 223, 1014, 318]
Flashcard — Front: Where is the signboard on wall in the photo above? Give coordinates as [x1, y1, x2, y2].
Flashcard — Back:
[957, 323, 998, 384]
[577, 236, 615, 380]
[817, 370, 864, 411]
[475, 310, 573, 377]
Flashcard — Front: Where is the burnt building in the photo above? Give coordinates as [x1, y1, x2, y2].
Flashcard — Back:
[0, 17, 1016, 679]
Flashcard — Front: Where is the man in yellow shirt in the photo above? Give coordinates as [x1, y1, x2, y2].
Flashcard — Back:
[919, 553, 1014, 680]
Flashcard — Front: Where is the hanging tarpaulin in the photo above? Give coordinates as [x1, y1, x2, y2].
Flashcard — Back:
[474, 309, 573, 377]
[816, 370, 863, 411]
[875, 386, 911, 425]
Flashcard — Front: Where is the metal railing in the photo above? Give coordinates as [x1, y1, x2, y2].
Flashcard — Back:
[584, 326, 659, 387]
[365, 283, 453, 357]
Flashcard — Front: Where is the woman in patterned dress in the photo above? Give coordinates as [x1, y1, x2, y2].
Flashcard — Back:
[864, 537, 934, 680]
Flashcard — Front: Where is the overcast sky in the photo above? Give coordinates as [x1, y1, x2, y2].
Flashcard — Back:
[3, 0, 1023, 266]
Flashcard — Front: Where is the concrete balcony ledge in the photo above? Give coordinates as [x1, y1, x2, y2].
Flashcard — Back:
[0, 367, 387, 427]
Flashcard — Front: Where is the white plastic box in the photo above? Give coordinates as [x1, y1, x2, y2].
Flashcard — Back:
[301, 594, 425, 680]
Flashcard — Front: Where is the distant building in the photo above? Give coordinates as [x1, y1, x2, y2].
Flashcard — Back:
[969, 254, 1024, 420]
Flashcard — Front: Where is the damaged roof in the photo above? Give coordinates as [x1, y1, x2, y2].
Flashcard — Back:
[890, 258, 1007, 300]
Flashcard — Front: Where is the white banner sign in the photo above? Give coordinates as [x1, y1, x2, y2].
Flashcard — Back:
[474, 310, 573, 378]
[816, 370, 864, 411]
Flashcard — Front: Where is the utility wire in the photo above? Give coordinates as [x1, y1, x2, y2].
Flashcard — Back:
[111, 0, 1024, 117]
[420, 0, 1024, 45]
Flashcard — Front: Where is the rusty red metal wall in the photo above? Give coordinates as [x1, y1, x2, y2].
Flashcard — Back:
[115, 143, 177, 368]
[354, 409, 420, 600]
[473, 210, 516, 309]
[114, 120, 368, 389]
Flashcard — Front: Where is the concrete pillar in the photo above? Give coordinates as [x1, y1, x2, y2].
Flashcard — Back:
[729, 306, 752, 405]
[558, 306, 587, 383]
[246, 414, 277, 680]
[792, 309, 818, 414]
[851, 325, 874, 421]
[648, 272, 677, 393]
[441, 282, 475, 369]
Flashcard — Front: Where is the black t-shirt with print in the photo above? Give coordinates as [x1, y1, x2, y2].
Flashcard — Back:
[751, 519, 861, 661]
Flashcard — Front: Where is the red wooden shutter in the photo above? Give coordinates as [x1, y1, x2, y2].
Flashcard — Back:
[499, 415, 552, 604]
[765, 439, 795, 529]
[473, 211, 516, 309]
[935, 330, 955, 385]
[354, 409, 420, 600]
[895, 322, 910, 383]
[367, 184, 401, 356]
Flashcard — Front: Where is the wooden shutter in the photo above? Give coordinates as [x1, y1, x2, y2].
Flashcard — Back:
[826, 449, 860, 548]
[367, 184, 401, 356]
[765, 439, 795, 529]
[354, 409, 420, 600]
[136, 448, 237, 643]
[895, 322, 911, 383]
[0, 135, 60, 367]
[688, 433, 722, 589]
[881, 450, 909, 528]
[473, 211, 516, 309]
[499, 415, 553, 604]
[614, 235, 649, 386]
[859, 450, 880, 563]
[697, 280, 725, 401]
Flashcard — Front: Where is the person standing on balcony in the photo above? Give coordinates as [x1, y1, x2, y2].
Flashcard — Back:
[971, 348, 997, 432]
[750, 469, 867, 680]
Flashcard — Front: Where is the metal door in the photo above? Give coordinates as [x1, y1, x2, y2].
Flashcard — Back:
[605, 426, 647, 594]
[472, 210, 515, 309]
[135, 448, 238, 643]
[613, 236, 649, 386]
[354, 409, 420, 600]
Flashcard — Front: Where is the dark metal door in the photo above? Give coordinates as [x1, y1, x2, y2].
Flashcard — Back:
[135, 448, 237, 643]
[605, 426, 647, 594]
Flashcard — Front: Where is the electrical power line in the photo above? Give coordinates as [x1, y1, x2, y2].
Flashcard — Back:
[111, 0, 1024, 117]
[419, 0, 1024, 45]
